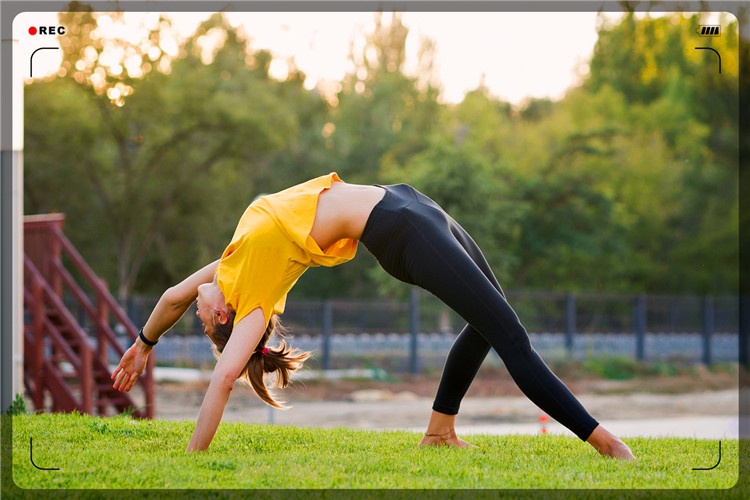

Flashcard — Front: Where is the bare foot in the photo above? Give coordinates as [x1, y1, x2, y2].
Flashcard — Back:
[419, 429, 474, 448]
[606, 439, 636, 460]
[587, 425, 636, 460]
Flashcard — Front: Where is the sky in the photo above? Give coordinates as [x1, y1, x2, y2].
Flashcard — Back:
[14, 10, 608, 105]
[205, 11, 603, 104]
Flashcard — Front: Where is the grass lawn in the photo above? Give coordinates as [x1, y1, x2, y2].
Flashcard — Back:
[4, 413, 747, 494]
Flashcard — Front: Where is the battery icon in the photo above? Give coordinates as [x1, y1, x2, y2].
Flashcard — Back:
[698, 25, 720, 36]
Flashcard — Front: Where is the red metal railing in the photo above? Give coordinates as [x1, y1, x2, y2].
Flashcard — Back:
[23, 214, 154, 418]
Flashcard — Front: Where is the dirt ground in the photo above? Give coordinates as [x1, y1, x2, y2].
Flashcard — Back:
[152, 367, 742, 429]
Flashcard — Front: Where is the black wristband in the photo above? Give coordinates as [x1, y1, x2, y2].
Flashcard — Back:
[138, 328, 158, 346]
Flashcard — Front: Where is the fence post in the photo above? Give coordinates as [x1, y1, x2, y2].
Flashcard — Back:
[702, 296, 714, 365]
[634, 295, 646, 361]
[321, 300, 332, 371]
[565, 293, 576, 357]
[409, 288, 420, 375]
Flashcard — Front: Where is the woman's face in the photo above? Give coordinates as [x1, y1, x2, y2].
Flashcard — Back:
[195, 280, 228, 341]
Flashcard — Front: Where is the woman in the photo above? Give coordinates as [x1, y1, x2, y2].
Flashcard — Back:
[112, 172, 634, 459]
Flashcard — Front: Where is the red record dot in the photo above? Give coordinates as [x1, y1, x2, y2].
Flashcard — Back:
[28, 27, 37, 35]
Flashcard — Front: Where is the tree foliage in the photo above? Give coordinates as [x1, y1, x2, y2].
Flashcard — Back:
[26, 12, 296, 299]
[24, 11, 741, 301]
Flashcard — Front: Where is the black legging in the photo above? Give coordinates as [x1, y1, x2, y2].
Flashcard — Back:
[360, 184, 599, 441]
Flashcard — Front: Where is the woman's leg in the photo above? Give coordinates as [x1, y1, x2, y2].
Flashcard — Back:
[362, 186, 633, 457]
[431, 324, 491, 415]
[430, 218, 504, 416]
[419, 324, 489, 447]
[408, 211, 600, 440]
[423, 216, 633, 456]
[362, 186, 497, 423]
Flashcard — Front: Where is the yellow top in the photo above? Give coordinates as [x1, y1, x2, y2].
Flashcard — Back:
[216, 173, 358, 326]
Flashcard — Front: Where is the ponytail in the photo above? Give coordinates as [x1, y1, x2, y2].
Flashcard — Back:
[211, 314, 310, 409]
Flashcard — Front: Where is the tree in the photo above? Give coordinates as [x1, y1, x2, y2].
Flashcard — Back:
[25, 8, 742, 302]
[25, 12, 296, 300]
[57, 2, 177, 106]
[585, 12, 739, 294]
[329, 11, 441, 183]
[399, 138, 521, 276]
[512, 110, 632, 291]
[286, 11, 444, 300]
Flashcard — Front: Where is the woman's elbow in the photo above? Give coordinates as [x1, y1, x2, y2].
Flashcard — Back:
[212, 369, 239, 392]
[162, 286, 191, 310]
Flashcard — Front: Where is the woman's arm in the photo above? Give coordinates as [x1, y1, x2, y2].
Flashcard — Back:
[111, 260, 220, 392]
[143, 259, 221, 342]
[186, 307, 266, 452]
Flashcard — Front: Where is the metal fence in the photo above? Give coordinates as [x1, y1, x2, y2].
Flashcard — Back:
[114, 290, 742, 373]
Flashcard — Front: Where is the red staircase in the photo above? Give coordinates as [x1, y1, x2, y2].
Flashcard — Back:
[23, 214, 154, 418]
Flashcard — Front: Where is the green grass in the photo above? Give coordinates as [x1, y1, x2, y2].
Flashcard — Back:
[5, 413, 747, 493]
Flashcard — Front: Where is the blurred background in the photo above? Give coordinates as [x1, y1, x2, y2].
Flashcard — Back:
[19, 5, 743, 396]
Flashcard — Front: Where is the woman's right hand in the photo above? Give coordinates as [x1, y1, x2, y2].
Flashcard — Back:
[111, 341, 152, 392]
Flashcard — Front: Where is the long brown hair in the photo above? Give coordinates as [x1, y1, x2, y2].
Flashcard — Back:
[211, 314, 311, 409]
